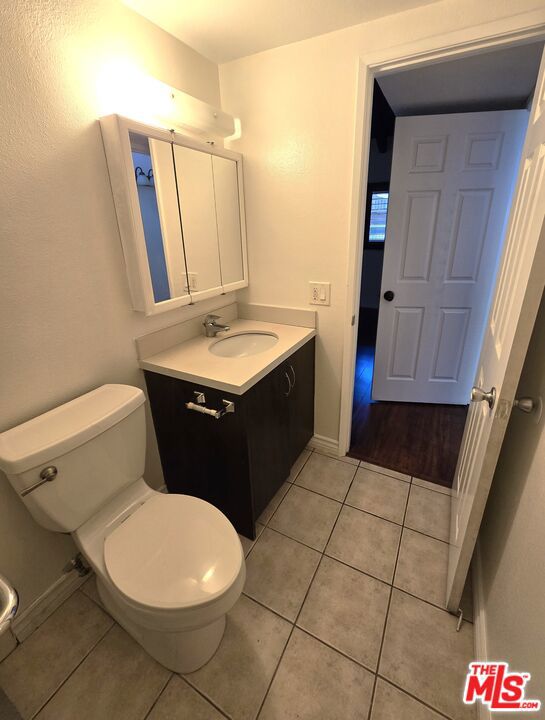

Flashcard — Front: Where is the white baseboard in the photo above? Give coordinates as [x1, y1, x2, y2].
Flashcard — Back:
[307, 434, 341, 457]
[472, 539, 491, 720]
[12, 570, 87, 643]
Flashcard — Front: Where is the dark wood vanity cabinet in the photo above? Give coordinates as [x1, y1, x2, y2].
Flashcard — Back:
[144, 337, 315, 539]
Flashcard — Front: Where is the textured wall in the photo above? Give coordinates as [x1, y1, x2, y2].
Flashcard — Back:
[219, 0, 545, 444]
[0, 0, 222, 612]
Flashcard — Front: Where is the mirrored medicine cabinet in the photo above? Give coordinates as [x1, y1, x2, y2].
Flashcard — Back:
[100, 115, 248, 315]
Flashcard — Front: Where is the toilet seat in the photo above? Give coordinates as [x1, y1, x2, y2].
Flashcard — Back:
[104, 493, 244, 612]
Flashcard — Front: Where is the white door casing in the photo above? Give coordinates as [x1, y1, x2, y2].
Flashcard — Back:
[373, 111, 527, 404]
[447, 47, 545, 612]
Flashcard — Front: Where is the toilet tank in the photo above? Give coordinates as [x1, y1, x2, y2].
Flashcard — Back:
[0, 385, 146, 532]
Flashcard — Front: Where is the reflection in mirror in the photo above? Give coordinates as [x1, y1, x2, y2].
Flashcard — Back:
[212, 156, 244, 286]
[173, 145, 222, 295]
[129, 132, 189, 304]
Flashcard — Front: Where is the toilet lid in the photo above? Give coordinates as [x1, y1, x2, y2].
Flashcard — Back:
[104, 494, 243, 610]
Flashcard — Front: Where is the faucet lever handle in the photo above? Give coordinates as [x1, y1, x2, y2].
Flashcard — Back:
[203, 314, 220, 325]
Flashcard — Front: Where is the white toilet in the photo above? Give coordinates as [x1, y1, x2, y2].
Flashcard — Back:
[0, 384, 245, 673]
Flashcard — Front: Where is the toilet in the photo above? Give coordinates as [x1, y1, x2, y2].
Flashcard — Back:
[0, 384, 245, 673]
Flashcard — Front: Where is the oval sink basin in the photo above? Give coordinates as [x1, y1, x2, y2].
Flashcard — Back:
[209, 332, 279, 358]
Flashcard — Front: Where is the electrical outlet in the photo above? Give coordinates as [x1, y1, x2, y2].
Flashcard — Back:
[309, 282, 331, 306]
[184, 273, 198, 292]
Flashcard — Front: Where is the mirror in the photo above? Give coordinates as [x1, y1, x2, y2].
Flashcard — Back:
[173, 145, 223, 297]
[129, 132, 189, 304]
[100, 115, 248, 315]
[212, 155, 244, 286]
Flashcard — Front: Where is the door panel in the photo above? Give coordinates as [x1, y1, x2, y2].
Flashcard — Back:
[446, 189, 492, 282]
[373, 110, 528, 404]
[389, 307, 424, 379]
[447, 47, 545, 611]
[431, 308, 470, 382]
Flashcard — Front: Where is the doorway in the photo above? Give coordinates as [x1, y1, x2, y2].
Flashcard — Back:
[348, 42, 544, 487]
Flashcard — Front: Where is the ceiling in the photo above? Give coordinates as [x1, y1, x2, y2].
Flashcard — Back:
[378, 41, 544, 116]
[123, 0, 442, 64]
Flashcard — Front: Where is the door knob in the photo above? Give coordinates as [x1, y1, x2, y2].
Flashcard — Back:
[471, 386, 496, 410]
[383, 290, 395, 302]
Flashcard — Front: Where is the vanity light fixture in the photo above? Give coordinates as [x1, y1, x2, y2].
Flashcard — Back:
[96, 57, 240, 140]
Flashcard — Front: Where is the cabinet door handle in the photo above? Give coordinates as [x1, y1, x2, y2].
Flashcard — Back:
[284, 371, 292, 396]
[289, 364, 296, 389]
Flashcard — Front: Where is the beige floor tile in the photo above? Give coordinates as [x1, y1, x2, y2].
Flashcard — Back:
[269, 485, 341, 551]
[80, 575, 104, 609]
[359, 461, 411, 482]
[346, 467, 409, 524]
[0, 591, 113, 719]
[405, 485, 451, 542]
[295, 452, 356, 501]
[239, 523, 265, 557]
[394, 529, 449, 608]
[379, 590, 476, 720]
[185, 595, 291, 720]
[0, 628, 17, 663]
[371, 678, 443, 720]
[258, 483, 290, 525]
[326, 506, 401, 583]
[412, 477, 453, 496]
[36, 624, 170, 720]
[288, 449, 312, 482]
[297, 556, 389, 670]
[259, 629, 374, 720]
[244, 528, 321, 621]
[311, 448, 359, 465]
[147, 676, 224, 719]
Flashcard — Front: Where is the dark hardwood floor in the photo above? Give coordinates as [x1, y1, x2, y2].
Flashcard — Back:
[348, 334, 468, 488]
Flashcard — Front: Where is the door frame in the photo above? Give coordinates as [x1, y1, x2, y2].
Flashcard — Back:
[338, 8, 545, 455]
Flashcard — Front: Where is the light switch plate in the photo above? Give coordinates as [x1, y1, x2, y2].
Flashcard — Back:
[309, 281, 331, 306]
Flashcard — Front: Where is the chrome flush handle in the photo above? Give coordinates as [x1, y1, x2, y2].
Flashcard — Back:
[471, 386, 496, 410]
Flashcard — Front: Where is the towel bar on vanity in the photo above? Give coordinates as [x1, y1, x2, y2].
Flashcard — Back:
[185, 398, 235, 420]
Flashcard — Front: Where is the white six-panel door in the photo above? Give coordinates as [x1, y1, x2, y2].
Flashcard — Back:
[447, 47, 545, 611]
[373, 111, 527, 403]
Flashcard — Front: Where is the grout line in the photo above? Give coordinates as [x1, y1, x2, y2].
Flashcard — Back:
[375, 675, 454, 720]
[254, 465, 356, 719]
[30, 621, 116, 719]
[179, 676, 232, 719]
[142, 672, 174, 720]
[293, 625, 378, 676]
[365, 474, 411, 720]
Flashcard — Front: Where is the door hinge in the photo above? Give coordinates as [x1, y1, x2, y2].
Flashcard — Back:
[351, 315, 355, 327]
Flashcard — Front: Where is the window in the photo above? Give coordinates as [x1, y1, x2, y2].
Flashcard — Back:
[364, 183, 389, 249]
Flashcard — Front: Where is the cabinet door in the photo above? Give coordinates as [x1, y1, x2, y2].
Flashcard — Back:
[172, 145, 223, 301]
[212, 155, 245, 291]
[286, 339, 316, 467]
[144, 371, 254, 538]
[244, 364, 291, 519]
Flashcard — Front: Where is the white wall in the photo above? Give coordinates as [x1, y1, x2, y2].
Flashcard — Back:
[219, 0, 545, 444]
[0, 0, 226, 612]
[478, 292, 545, 703]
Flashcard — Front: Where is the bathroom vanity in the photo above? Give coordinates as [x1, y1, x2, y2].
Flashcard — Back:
[140, 320, 315, 538]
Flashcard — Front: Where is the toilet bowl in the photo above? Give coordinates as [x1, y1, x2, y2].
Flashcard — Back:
[0, 384, 246, 672]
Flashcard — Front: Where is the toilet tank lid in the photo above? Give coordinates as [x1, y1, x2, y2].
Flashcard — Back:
[0, 384, 145, 475]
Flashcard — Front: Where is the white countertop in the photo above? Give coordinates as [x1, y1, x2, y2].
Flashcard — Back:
[139, 319, 316, 395]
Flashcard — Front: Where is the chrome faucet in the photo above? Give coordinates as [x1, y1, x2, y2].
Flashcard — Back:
[203, 314, 231, 338]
